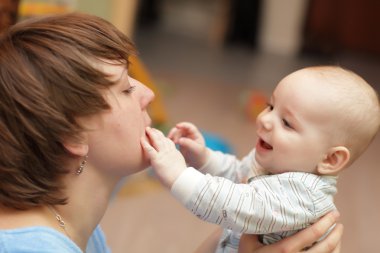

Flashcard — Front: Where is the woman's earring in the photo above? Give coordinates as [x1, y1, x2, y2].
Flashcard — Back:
[76, 155, 88, 175]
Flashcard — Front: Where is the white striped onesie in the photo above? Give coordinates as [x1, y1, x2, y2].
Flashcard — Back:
[171, 149, 337, 253]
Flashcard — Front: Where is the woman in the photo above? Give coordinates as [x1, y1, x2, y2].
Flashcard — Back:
[0, 12, 342, 252]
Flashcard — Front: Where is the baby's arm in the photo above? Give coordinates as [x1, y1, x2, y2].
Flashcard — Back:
[201, 149, 265, 183]
[167, 122, 264, 182]
[172, 172, 333, 235]
[142, 127, 332, 237]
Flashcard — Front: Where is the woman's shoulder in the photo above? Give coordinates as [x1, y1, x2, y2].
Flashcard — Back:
[0, 226, 82, 253]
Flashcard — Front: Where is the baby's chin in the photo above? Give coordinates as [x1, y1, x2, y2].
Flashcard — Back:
[254, 156, 284, 175]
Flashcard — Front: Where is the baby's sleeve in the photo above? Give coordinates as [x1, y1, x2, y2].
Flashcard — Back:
[177, 172, 334, 234]
[199, 149, 261, 183]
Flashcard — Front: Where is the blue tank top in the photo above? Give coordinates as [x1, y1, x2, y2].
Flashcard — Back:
[0, 225, 110, 253]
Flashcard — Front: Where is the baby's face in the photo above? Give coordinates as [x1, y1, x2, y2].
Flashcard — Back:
[255, 70, 337, 174]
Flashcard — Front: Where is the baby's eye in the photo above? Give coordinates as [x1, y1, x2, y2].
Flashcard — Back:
[123, 85, 136, 94]
[282, 119, 293, 129]
[266, 103, 274, 111]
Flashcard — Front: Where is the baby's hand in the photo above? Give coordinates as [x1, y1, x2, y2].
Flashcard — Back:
[167, 122, 209, 169]
[141, 127, 187, 188]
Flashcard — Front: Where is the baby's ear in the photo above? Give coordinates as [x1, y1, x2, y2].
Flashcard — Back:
[317, 146, 350, 175]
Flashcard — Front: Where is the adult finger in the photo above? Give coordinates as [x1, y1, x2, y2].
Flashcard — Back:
[238, 234, 262, 253]
[307, 224, 343, 253]
[275, 211, 340, 252]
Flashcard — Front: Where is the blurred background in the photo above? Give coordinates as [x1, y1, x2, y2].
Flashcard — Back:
[1, 0, 379, 252]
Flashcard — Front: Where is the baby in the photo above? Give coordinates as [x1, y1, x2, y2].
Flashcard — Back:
[141, 66, 380, 252]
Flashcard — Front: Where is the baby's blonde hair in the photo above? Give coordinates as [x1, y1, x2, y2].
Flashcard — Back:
[307, 66, 380, 165]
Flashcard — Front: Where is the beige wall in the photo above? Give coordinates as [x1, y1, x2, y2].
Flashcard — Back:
[259, 0, 308, 55]
[76, 0, 111, 20]
[76, 0, 138, 37]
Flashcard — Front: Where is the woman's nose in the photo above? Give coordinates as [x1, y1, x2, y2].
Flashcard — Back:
[129, 77, 155, 109]
[139, 82, 155, 109]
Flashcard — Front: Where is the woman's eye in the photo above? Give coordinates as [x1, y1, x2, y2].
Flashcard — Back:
[123, 85, 136, 94]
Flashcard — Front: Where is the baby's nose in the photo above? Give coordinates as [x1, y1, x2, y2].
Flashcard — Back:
[262, 120, 272, 130]
[257, 113, 273, 131]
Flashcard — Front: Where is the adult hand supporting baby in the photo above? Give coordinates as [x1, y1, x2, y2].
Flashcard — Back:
[238, 211, 343, 253]
[141, 127, 187, 188]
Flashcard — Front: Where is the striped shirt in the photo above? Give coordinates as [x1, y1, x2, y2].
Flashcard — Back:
[171, 149, 337, 251]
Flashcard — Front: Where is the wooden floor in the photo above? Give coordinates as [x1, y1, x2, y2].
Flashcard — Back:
[101, 27, 380, 253]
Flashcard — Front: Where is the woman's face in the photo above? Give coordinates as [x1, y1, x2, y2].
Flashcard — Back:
[85, 62, 154, 177]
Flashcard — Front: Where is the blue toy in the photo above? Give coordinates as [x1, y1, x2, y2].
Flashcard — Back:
[202, 131, 234, 154]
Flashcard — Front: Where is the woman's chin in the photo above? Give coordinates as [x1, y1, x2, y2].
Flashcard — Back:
[141, 156, 152, 170]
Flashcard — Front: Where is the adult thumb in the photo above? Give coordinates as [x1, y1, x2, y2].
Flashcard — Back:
[238, 234, 262, 253]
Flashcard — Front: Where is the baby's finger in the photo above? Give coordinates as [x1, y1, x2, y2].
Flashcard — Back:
[176, 122, 203, 142]
[145, 127, 166, 149]
[147, 127, 177, 151]
[141, 138, 157, 158]
[150, 127, 165, 136]
[178, 137, 200, 153]
[176, 122, 198, 132]
[167, 127, 181, 142]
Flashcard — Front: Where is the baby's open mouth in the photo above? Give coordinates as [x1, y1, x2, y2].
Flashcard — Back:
[259, 138, 273, 150]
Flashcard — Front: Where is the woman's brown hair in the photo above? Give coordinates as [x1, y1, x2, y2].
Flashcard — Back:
[0, 12, 136, 209]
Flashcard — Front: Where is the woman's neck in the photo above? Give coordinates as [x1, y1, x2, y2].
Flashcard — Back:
[0, 167, 120, 251]
[56, 168, 119, 251]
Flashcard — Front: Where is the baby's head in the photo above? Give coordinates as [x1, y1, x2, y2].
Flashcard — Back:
[255, 66, 380, 176]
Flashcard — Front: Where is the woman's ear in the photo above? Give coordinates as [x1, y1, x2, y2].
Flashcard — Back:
[317, 146, 350, 175]
[62, 134, 89, 157]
